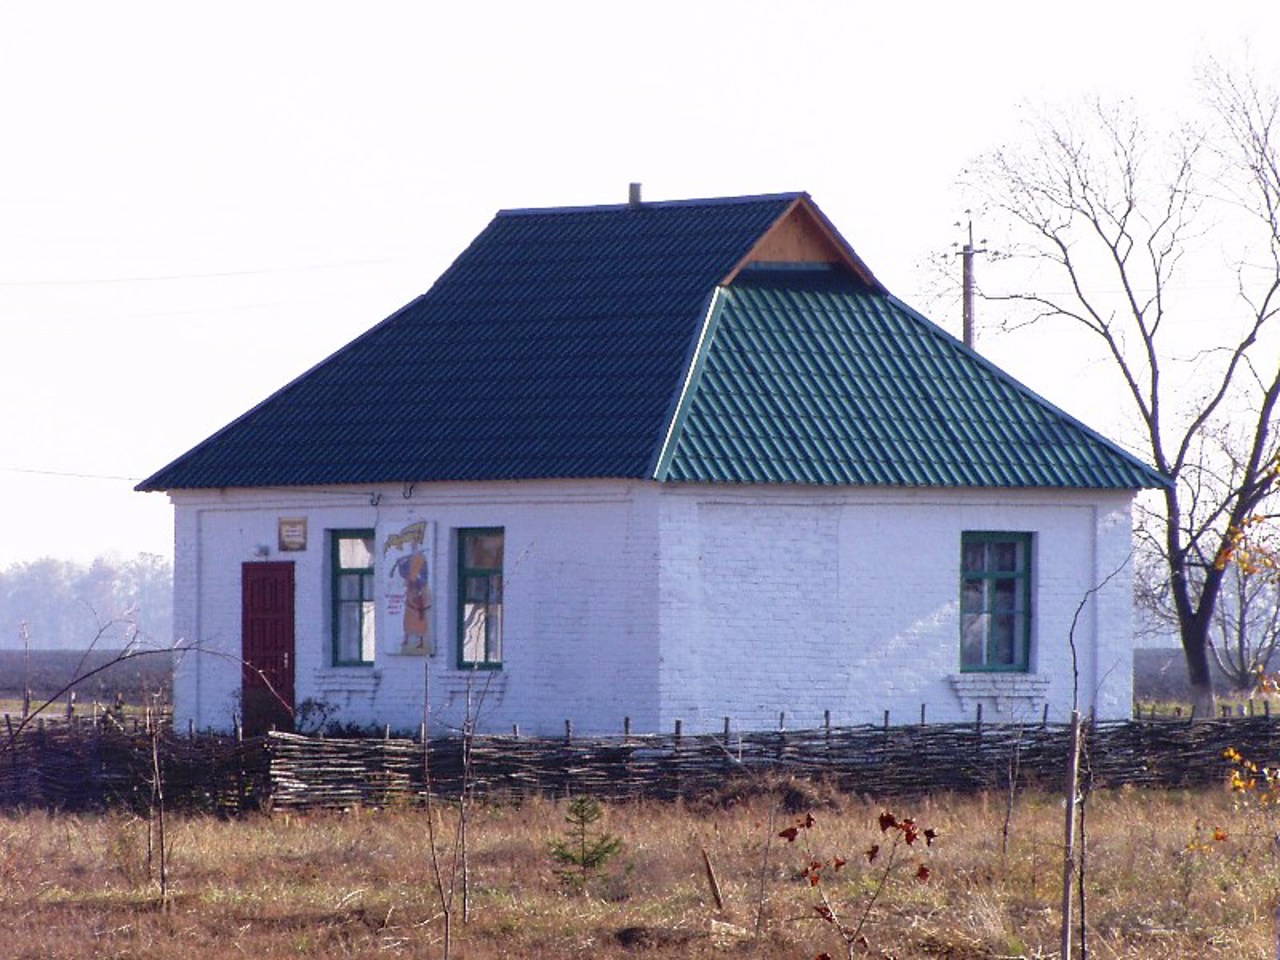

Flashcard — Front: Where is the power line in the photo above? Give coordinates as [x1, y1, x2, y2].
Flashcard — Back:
[0, 466, 140, 483]
[0, 253, 424, 289]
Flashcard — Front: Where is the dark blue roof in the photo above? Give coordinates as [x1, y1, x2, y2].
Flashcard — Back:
[137, 193, 1166, 493]
[138, 194, 802, 490]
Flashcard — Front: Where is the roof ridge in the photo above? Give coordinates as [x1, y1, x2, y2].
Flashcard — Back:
[496, 192, 807, 218]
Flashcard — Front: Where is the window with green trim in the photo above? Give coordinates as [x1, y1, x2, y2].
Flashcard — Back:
[960, 532, 1032, 672]
[457, 528, 503, 668]
[331, 529, 376, 666]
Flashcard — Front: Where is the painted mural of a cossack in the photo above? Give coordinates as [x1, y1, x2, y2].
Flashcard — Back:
[390, 550, 432, 654]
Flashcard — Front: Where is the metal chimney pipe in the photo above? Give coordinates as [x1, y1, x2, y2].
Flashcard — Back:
[628, 182, 642, 207]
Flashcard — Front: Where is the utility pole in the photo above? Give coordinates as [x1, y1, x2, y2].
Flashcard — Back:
[957, 214, 988, 350]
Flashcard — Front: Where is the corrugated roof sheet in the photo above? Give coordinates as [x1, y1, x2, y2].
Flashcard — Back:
[137, 193, 1166, 494]
[137, 193, 801, 490]
[657, 267, 1165, 489]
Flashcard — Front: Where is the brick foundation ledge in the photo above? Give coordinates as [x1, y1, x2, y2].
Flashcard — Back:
[948, 673, 1052, 717]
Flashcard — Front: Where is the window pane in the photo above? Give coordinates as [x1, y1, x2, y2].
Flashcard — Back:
[464, 533, 503, 569]
[462, 603, 487, 662]
[338, 573, 362, 602]
[465, 575, 489, 603]
[960, 578, 985, 615]
[360, 600, 376, 662]
[961, 541, 987, 573]
[338, 535, 374, 569]
[991, 541, 1020, 573]
[992, 579, 1017, 614]
[960, 613, 986, 667]
[486, 602, 503, 661]
[989, 614, 1016, 665]
[338, 603, 362, 662]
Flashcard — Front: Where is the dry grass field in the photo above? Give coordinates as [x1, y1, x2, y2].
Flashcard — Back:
[1, 781, 1277, 959]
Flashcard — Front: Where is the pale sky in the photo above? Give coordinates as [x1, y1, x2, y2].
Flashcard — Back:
[1, 1, 1274, 568]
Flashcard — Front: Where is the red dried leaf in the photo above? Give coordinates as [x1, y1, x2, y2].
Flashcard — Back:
[865, 844, 880, 863]
[814, 904, 834, 923]
[916, 863, 931, 883]
[901, 818, 919, 844]
[832, 856, 847, 870]
[878, 812, 897, 832]
[779, 826, 799, 842]
[924, 828, 939, 847]
[802, 812, 816, 829]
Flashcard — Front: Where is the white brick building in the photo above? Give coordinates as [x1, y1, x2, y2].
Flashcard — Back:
[140, 193, 1165, 736]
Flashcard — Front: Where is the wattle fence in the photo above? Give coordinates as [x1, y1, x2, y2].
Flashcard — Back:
[4, 714, 1280, 812]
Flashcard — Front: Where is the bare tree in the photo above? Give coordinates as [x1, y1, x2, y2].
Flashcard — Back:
[1212, 562, 1280, 688]
[966, 61, 1280, 715]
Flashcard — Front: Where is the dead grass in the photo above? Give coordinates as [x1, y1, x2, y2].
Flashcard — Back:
[1, 782, 1278, 958]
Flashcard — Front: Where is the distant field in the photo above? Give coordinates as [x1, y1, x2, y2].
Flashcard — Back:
[0, 649, 172, 708]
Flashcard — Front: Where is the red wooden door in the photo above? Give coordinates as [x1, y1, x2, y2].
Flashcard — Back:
[241, 562, 295, 735]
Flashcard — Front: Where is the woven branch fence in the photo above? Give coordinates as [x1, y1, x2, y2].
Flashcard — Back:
[0, 719, 268, 813]
[6, 715, 1280, 812]
[265, 716, 1280, 809]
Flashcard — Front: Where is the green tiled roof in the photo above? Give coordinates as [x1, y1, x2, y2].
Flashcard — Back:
[656, 266, 1166, 489]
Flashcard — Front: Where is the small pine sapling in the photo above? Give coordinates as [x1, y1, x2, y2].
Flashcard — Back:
[549, 795, 623, 892]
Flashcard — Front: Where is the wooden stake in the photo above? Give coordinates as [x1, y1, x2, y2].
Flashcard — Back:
[701, 847, 725, 912]
[1061, 709, 1082, 960]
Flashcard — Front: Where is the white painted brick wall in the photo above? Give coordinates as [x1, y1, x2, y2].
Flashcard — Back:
[169, 481, 1137, 737]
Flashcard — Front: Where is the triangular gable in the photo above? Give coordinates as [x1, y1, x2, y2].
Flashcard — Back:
[722, 196, 885, 292]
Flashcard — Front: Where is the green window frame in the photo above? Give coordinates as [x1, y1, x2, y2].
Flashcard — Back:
[457, 528, 503, 669]
[331, 529, 376, 666]
[960, 532, 1032, 673]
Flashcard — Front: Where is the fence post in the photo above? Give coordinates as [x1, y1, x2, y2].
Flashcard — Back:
[674, 719, 682, 740]
[920, 703, 926, 726]
[723, 716, 731, 744]
[564, 720, 572, 742]
[624, 716, 631, 737]
[1060, 710, 1083, 960]
[975, 703, 983, 736]
[778, 711, 785, 732]
[883, 709, 890, 731]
